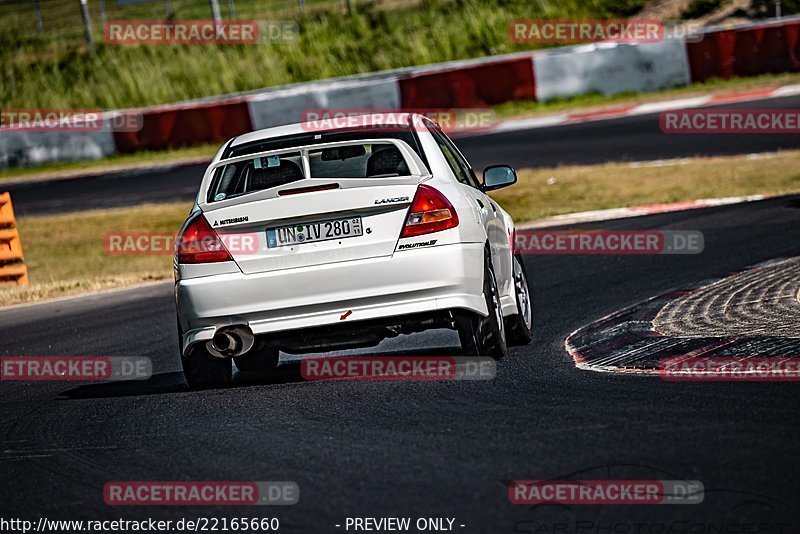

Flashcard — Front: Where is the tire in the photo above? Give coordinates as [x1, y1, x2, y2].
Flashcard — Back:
[456, 251, 508, 360]
[233, 343, 279, 376]
[182, 344, 232, 388]
[505, 254, 533, 346]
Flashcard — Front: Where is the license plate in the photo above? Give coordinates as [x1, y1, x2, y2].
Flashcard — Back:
[266, 217, 363, 248]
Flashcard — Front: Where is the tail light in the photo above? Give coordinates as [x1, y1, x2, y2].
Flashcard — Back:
[176, 214, 233, 264]
[400, 185, 459, 238]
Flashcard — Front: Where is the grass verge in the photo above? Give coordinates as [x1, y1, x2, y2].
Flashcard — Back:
[2, 150, 800, 306]
[1, 202, 192, 306]
[3, 0, 604, 109]
[489, 151, 800, 221]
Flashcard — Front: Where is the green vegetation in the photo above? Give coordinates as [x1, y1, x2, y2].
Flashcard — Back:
[681, 0, 724, 19]
[1, 201, 191, 306]
[490, 151, 800, 222]
[599, 0, 648, 17]
[2, 0, 638, 110]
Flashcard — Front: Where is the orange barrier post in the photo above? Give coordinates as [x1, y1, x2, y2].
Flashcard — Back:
[0, 193, 28, 286]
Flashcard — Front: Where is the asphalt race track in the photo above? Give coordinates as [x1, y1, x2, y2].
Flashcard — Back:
[1, 193, 799, 530]
[6, 94, 800, 216]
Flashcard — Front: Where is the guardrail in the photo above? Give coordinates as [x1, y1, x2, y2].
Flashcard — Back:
[0, 192, 28, 286]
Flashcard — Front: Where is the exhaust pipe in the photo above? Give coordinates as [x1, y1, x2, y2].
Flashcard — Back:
[206, 325, 255, 359]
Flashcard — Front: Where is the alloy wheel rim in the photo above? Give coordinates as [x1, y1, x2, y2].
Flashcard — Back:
[514, 258, 532, 329]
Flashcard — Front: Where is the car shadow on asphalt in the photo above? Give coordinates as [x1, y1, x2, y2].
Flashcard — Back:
[58, 347, 464, 399]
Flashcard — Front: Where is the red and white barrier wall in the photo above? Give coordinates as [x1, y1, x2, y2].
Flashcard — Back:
[0, 118, 118, 168]
[399, 56, 536, 108]
[247, 77, 401, 131]
[532, 39, 690, 101]
[3, 16, 800, 169]
[113, 98, 252, 153]
[686, 17, 800, 81]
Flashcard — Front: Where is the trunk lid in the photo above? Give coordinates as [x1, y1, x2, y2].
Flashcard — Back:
[202, 177, 421, 274]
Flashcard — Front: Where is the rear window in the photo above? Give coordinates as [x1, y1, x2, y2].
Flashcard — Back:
[224, 128, 428, 168]
[309, 142, 410, 178]
[206, 152, 303, 203]
[206, 141, 414, 203]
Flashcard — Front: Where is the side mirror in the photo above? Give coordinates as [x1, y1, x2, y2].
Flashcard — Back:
[482, 165, 517, 191]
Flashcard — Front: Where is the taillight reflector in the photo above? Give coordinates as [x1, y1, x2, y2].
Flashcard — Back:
[176, 214, 233, 264]
[400, 184, 459, 238]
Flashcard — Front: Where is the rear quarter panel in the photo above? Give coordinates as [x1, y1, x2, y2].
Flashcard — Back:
[415, 130, 487, 246]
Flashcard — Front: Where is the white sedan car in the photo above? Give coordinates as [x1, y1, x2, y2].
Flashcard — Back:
[174, 113, 532, 387]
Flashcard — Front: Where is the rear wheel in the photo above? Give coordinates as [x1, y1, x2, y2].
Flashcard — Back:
[505, 254, 533, 346]
[456, 253, 507, 360]
[182, 344, 232, 389]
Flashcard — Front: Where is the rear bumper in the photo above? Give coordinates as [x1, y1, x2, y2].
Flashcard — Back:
[176, 242, 486, 354]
